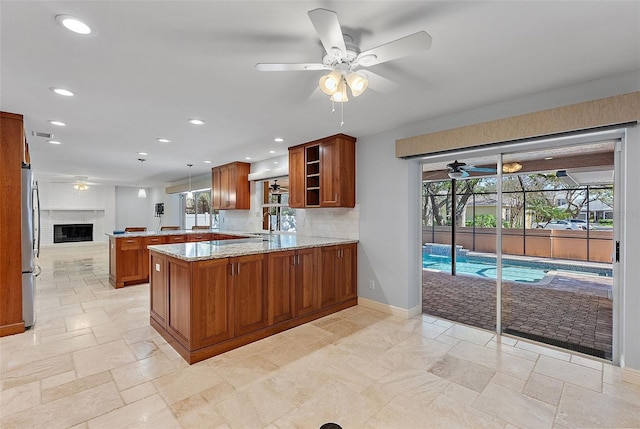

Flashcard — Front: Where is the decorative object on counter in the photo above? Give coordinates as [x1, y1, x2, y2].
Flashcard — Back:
[186, 163, 193, 199]
[113, 230, 125, 234]
[137, 158, 147, 198]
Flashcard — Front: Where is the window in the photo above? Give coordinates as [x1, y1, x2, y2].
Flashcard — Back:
[182, 189, 218, 229]
[262, 179, 295, 232]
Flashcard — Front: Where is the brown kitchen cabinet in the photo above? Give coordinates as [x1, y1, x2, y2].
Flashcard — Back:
[288, 134, 356, 208]
[320, 243, 357, 307]
[232, 253, 268, 336]
[267, 247, 320, 324]
[0, 112, 26, 336]
[211, 161, 251, 210]
[149, 251, 168, 329]
[149, 241, 356, 364]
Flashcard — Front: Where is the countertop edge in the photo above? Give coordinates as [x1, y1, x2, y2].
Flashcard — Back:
[147, 238, 358, 262]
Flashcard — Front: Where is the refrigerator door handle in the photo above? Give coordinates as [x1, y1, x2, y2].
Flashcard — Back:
[33, 184, 41, 258]
[34, 265, 42, 277]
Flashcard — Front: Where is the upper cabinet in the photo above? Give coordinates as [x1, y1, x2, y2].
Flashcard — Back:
[288, 134, 356, 208]
[211, 162, 251, 210]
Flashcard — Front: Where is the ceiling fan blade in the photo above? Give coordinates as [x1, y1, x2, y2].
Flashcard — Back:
[255, 63, 330, 72]
[467, 167, 497, 173]
[308, 8, 347, 60]
[358, 70, 399, 94]
[356, 31, 432, 67]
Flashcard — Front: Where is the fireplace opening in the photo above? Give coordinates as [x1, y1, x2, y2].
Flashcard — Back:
[54, 224, 93, 243]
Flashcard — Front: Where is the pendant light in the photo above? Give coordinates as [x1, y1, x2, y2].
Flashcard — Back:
[137, 158, 147, 198]
[186, 164, 193, 199]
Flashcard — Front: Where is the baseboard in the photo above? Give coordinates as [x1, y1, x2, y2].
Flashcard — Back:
[622, 366, 640, 386]
[358, 297, 421, 319]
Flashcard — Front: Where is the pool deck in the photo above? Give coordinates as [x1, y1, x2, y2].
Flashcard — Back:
[422, 268, 613, 360]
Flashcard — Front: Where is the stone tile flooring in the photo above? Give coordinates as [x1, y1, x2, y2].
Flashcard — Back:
[1, 242, 639, 428]
[423, 269, 613, 359]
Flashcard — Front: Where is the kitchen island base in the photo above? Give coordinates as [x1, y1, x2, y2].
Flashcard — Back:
[148, 241, 357, 364]
[150, 298, 356, 364]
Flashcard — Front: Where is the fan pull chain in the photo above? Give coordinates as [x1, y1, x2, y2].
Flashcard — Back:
[340, 101, 344, 127]
[331, 101, 335, 114]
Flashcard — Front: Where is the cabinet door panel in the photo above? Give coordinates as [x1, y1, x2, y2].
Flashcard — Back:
[295, 247, 319, 316]
[120, 248, 143, 282]
[150, 253, 167, 327]
[320, 139, 340, 206]
[288, 147, 305, 208]
[168, 259, 192, 346]
[320, 246, 338, 308]
[268, 251, 295, 325]
[192, 259, 233, 348]
[212, 167, 222, 209]
[336, 244, 357, 301]
[233, 254, 268, 336]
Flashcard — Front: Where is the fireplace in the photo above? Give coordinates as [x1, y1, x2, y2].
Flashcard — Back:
[54, 223, 93, 243]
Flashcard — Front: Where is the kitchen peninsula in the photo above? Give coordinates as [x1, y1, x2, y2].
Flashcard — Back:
[108, 230, 245, 288]
[147, 235, 357, 363]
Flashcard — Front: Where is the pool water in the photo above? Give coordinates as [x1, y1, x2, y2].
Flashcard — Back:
[423, 254, 549, 283]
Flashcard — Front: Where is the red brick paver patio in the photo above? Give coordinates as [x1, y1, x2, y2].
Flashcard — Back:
[422, 270, 613, 359]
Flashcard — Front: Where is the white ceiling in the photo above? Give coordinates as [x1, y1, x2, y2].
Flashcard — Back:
[2, 1, 639, 188]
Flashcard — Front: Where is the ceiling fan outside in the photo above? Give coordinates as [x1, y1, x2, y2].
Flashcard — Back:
[255, 8, 432, 99]
[446, 160, 497, 179]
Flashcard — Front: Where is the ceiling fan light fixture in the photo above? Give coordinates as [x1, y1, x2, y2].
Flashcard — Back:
[319, 70, 342, 95]
[329, 78, 349, 102]
[502, 162, 523, 173]
[346, 72, 368, 97]
[137, 187, 147, 198]
[448, 171, 465, 179]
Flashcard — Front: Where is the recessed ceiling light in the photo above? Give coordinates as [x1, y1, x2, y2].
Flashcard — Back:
[47, 140, 62, 145]
[545, 157, 554, 160]
[50, 87, 74, 97]
[273, 161, 279, 165]
[138, 152, 148, 156]
[188, 119, 205, 125]
[49, 120, 66, 126]
[245, 157, 251, 160]
[203, 160, 212, 164]
[274, 137, 284, 142]
[269, 150, 276, 154]
[156, 138, 171, 143]
[55, 15, 92, 35]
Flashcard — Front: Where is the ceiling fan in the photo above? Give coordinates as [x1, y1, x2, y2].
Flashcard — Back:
[255, 8, 432, 101]
[269, 179, 288, 194]
[446, 161, 497, 179]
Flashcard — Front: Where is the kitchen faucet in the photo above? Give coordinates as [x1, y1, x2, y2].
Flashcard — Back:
[263, 212, 272, 235]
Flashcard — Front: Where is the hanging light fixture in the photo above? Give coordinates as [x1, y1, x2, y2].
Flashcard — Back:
[186, 164, 193, 199]
[318, 70, 369, 100]
[137, 158, 147, 198]
[73, 176, 89, 191]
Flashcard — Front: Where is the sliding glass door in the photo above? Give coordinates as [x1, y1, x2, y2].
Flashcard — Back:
[421, 137, 616, 360]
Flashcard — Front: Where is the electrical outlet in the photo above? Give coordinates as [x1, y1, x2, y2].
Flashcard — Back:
[369, 280, 375, 290]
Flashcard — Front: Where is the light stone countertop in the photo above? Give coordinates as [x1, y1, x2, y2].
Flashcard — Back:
[147, 235, 358, 262]
[105, 229, 245, 238]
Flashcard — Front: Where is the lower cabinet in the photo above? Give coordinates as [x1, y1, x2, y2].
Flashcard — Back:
[267, 247, 320, 324]
[321, 243, 357, 307]
[149, 242, 357, 364]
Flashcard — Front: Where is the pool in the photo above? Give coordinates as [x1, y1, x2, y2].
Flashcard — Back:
[422, 252, 613, 284]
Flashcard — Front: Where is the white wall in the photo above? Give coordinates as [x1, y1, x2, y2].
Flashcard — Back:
[356, 70, 640, 371]
[114, 185, 176, 232]
[38, 181, 115, 244]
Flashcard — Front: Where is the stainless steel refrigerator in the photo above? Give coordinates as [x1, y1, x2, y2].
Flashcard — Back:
[22, 164, 40, 328]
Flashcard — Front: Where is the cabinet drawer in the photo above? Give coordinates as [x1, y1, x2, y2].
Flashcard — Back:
[119, 237, 143, 250]
[187, 233, 211, 242]
[145, 236, 167, 246]
[167, 235, 186, 243]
